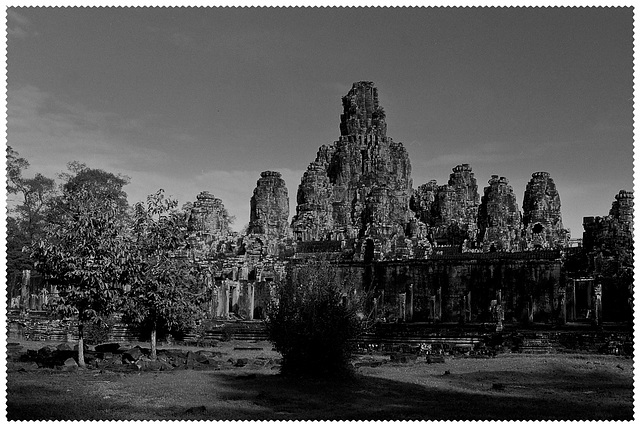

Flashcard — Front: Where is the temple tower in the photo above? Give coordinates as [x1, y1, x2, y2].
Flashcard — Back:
[522, 171, 568, 248]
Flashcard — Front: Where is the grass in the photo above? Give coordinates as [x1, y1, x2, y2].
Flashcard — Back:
[6, 340, 634, 420]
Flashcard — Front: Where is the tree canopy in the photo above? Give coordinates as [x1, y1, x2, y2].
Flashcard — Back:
[121, 190, 207, 359]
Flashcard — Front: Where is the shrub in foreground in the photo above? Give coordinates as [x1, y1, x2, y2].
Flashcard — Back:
[267, 261, 363, 378]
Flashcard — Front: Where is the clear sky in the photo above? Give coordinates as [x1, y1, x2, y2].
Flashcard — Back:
[7, 7, 633, 237]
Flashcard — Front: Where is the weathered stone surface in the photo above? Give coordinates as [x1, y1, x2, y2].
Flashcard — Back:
[56, 342, 73, 352]
[609, 189, 633, 225]
[186, 191, 238, 259]
[291, 81, 413, 259]
[412, 164, 480, 247]
[478, 175, 523, 251]
[37, 345, 55, 358]
[248, 171, 290, 239]
[122, 346, 143, 363]
[292, 154, 335, 242]
[95, 343, 120, 353]
[522, 172, 568, 248]
[235, 358, 249, 367]
[62, 357, 78, 371]
[583, 190, 634, 264]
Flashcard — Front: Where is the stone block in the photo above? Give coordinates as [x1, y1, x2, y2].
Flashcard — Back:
[95, 343, 120, 353]
[235, 358, 249, 367]
[122, 346, 143, 363]
[56, 343, 73, 352]
[62, 357, 78, 371]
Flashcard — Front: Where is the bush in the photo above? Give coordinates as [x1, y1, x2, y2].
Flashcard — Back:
[266, 260, 363, 378]
[82, 321, 111, 345]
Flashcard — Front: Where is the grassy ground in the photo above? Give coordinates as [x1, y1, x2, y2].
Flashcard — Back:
[6, 340, 634, 420]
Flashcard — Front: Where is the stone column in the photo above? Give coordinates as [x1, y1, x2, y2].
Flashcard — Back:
[21, 270, 30, 311]
[437, 287, 442, 321]
[247, 283, 255, 321]
[223, 280, 230, 320]
[528, 299, 535, 324]
[558, 288, 567, 325]
[594, 283, 602, 326]
[466, 291, 472, 322]
[399, 293, 406, 321]
[569, 279, 576, 321]
[407, 284, 414, 322]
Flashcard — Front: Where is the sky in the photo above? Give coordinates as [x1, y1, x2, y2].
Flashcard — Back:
[6, 7, 634, 237]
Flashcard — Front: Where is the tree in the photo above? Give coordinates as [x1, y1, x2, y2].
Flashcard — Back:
[31, 186, 131, 367]
[122, 190, 207, 360]
[6, 146, 57, 303]
[267, 260, 364, 378]
[6, 145, 30, 195]
[53, 161, 130, 220]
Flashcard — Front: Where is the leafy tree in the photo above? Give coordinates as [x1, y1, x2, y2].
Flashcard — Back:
[6, 146, 57, 303]
[6, 145, 30, 195]
[267, 260, 364, 378]
[53, 161, 130, 220]
[122, 190, 207, 360]
[31, 186, 131, 367]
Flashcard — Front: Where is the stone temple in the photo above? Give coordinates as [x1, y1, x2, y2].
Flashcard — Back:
[12, 81, 633, 329]
[153, 81, 632, 328]
[291, 81, 413, 259]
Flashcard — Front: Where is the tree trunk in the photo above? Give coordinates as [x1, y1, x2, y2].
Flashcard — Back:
[77, 323, 86, 368]
[151, 326, 157, 360]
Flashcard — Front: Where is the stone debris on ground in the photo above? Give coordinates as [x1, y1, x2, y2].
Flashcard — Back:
[10, 342, 283, 373]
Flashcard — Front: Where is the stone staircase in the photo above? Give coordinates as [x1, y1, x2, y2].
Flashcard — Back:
[519, 333, 556, 354]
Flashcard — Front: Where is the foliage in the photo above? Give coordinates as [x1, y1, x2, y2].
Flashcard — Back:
[6, 145, 30, 195]
[267, 260, 364, 378]
[83, 320, 113, 345]
[6, 147, 57, 285]
[31, 187, 130, 323]
[30, 164, 133, 366]
[121, 190, 207, 356]
[52, 161, 130, 222]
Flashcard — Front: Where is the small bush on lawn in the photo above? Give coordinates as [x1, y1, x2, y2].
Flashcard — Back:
[267, 260, 363, 378]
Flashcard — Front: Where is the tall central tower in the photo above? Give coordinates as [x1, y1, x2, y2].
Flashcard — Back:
[292, 82, 413, 258]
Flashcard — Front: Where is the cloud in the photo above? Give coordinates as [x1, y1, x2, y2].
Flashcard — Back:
[7, 85, 177, 199]
[7, 84, 306, 233]
[7, 10, 34, 39]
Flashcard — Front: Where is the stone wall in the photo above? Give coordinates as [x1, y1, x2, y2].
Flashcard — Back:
[362, 253, 563, 324]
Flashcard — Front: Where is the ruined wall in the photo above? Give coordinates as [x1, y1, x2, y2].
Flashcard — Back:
[337, 252, 564, 324]
[608, 190, 634, 228]
[581, 190, 634, 322]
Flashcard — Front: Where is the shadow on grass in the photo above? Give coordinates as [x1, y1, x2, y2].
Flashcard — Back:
[7, 365, 633, 420]
[208, 368, 633, 420]
[7, 381, 131, 421]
